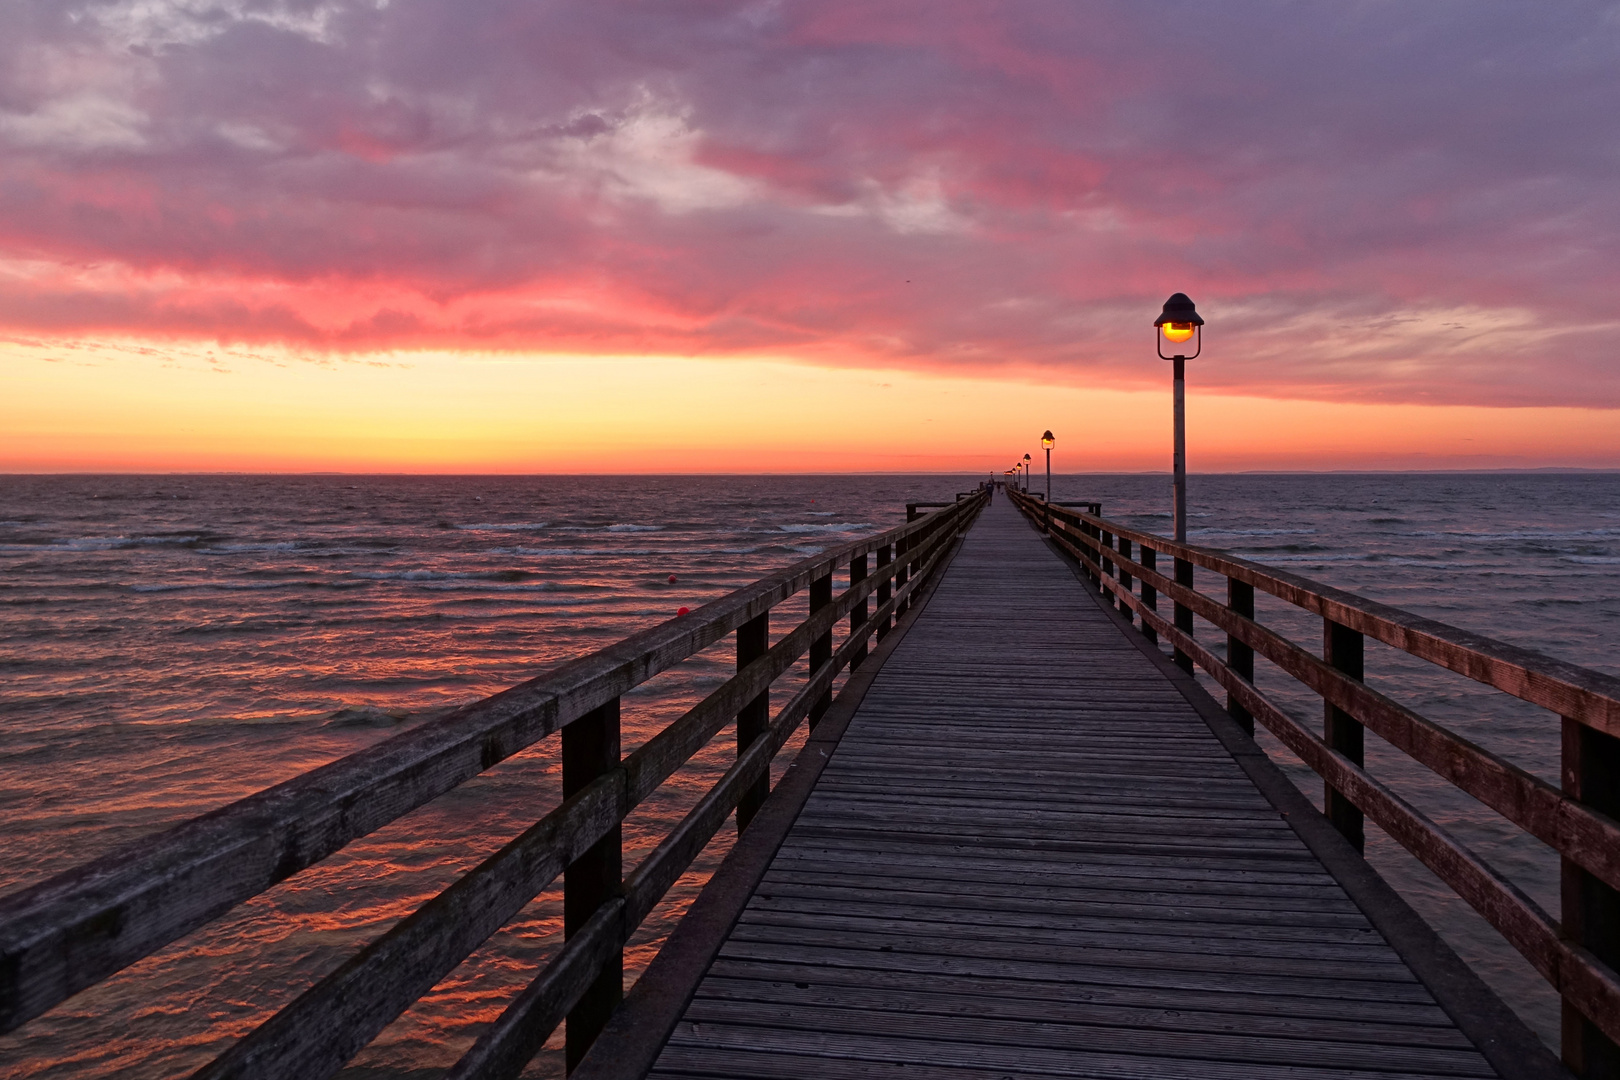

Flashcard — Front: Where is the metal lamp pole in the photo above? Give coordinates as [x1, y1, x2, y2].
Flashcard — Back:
[1041, 430, 1054, 502]
[1154, 293, 1203, 542]
[1022, 454, 1031, 493]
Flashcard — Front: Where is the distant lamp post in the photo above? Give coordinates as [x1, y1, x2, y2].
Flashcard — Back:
[1155, 293, 1204, 543]
[1022, 453, 1032, 493]
[1040, 431, 1054, 502]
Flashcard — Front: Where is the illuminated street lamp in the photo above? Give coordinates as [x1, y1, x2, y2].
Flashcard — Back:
[1040, 431, 1054, 502]
[1155, 293, 1203, 543]
[1022, 453, 1032, 493]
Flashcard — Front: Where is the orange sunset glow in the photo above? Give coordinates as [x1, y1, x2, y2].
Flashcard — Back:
[8, 338, 1620, 473]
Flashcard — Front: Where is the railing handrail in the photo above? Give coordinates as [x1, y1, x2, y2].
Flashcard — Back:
[0, 493, 988, 1080]
[1024, 493, 1620, 734]
[1006, 487, 1620, 1063]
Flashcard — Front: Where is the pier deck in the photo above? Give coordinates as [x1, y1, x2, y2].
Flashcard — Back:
[645, 499, 1498, 1079]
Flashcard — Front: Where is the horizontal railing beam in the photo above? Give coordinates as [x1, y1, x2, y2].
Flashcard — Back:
[1057, 519, 1620, 897]
[1030, 497, 1620, 737]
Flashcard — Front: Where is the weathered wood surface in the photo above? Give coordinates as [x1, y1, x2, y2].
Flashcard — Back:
[648, 499, 1498, 1079]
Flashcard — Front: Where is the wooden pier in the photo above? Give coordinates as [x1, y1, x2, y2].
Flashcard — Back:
[5, 487, 1620, 1079]
[576, 499, 1536, 1080]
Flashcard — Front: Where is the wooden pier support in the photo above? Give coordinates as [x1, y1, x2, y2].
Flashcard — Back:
[1563, 718, 1620, 1077]
[562, 698, 622, 1073]
[808, 572, 833, 727]
[849, 552, 868, 669]
[735, 613, 770, 832]
[1227, 578, 1255, 735]
[1172, 555, 1194, 673]
[1323, 619, 1366, 853]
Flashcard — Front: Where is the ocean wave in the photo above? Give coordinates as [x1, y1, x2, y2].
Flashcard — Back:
[1187, 527, 1318, 537]
[606, 524, 665, 532]
[1408, 527, 1620, 543]
[40, 535, 205, 551]
[489, 546, 667, 557]
[409, 581, 575, 594]
[352, 568, 534, 582]
[456, 522, 550, 532]
[130, 578, 370, 593]
[199, 541, 306, 553]
[778, 522, 871, 533]
[1240, 552, 1488, 570]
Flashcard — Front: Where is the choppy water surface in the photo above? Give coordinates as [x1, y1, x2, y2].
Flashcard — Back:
[3, 471, 1618, 1073]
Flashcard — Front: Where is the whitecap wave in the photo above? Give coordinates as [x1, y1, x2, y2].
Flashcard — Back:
[457, 522, 550, 532]
[352, 568, 532, 582]
[606, 524, 665, 533]
[778, 522, 871, 534]
[1188, 527, 1317, 537]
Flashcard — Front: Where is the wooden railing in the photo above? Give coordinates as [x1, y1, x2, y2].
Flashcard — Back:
[0, 492, 987, 1080]
[1008, 487, 1620, 1077]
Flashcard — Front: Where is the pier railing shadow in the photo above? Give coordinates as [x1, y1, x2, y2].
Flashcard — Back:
[1010, 487, 1620, 1076]
[0, 492, 988, 1080]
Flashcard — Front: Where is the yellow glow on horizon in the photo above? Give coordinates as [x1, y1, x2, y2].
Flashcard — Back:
[4, 338, 1620, 473]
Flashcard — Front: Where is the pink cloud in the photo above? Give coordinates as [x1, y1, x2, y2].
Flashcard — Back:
[0, 1, 1616, 406]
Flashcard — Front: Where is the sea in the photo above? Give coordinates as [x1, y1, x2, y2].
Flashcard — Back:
[2, 472, 1618, 1077]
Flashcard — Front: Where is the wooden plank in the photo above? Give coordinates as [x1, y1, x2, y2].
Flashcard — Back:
[677, 997, 1493, 1075]
[660, 1024, 1492, 1080]
[699, 959, 1461, 1030]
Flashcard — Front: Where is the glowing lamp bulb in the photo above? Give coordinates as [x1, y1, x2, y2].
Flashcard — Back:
[1162, 322, 1197, 343]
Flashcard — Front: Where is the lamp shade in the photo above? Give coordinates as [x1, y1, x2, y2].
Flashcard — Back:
[1153, 293, 1203, 328]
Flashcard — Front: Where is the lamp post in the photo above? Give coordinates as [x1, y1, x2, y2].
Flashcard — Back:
[1154, 293, 1203, 543]
[1022, 453, 1032, 493]
[1041, 431, 1054, 502]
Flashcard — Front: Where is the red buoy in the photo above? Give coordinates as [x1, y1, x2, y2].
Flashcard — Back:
[677, 606, 690, 616]
[668, 574, 678, 584]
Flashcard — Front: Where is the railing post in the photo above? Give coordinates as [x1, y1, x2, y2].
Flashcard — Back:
[1173, 557, 1194, 673]
[1323, 620, 1365, 852]
[906, 502, 918, 523]
[1562, 717, 1620, 1077]
[735, 612, 769, 831]
[1117, 537, 1133, 618]
[1227, 578, 1255, 736]
[849, 551, 869, 669]
[1100, 528, 1115, 595]
[563, 698, 621, 1072]
[895, 533, 911, 616]
[876, 543, 893, 640]
[1140, 545, 1158, 644]
[809, 571, 833, 728]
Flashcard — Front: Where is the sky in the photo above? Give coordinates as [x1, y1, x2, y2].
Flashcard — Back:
[2, 1, 1618, 472]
